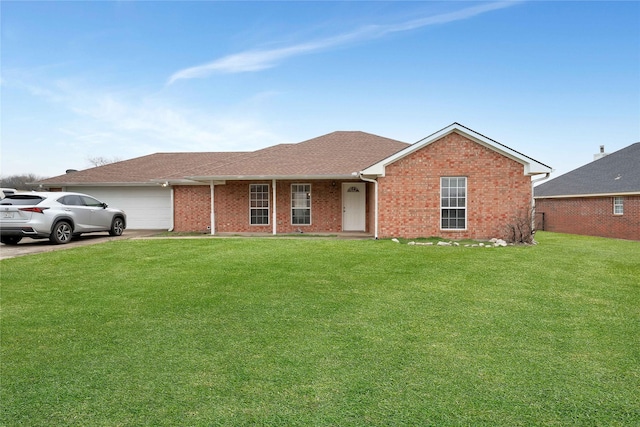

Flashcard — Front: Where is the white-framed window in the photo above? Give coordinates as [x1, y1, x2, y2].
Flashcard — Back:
[441, 177, 467, 230]
[249, 184, 269, 225]
[291, 184, 311, 225]
[613, 197, 624, 215]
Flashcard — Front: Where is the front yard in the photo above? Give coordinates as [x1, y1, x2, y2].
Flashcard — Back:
[1, 232, 638, 426]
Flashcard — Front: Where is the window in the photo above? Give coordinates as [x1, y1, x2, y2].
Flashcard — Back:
[613, 197, 624, 215]
[441, 177, 467, 230]
[80, 195, 104, 207]
[59, 195, 83, 206]
[250, 184, 269, 225]
[291, 184, 311, 225]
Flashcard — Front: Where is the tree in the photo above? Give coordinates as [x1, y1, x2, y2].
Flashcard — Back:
[504, 207, 537, 244]
[0, 174, 47, 191]
[87, 156, 121, 168]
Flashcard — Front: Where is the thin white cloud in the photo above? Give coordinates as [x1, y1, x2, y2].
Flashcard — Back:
[168, 1, 519, 84]
[5, 75, 284, 167]
[65, 90, 282, 152]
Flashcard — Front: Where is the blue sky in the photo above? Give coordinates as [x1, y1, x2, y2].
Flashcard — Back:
[1, 1, 639, 179]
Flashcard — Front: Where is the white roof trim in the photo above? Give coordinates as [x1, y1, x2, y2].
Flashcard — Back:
[186, 174, 356, 181]
[535, 191, 640, 199]
[37, 182, 167, 187]
[360, 123, 552, 177]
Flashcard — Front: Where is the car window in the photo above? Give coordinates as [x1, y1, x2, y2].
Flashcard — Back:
[80, 196, 104, 207]
[58, 195, 84, 206]
[0, 195, 45, 205]
[1, 189, 16, 198]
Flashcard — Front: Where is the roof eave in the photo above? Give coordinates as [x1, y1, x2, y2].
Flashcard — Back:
[33, 181, 168, 187]
[524, 163, 554, 176]
[186, 174, 359, 182]
[535, 191, 640, 199]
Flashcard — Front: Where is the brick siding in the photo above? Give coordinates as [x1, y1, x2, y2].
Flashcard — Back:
[535, 196, 640, 240]
[173, 185, 211, 233]
[172, 133, 535, 239]
[173, 180, 362, 234]
[377, 132, 532, 240]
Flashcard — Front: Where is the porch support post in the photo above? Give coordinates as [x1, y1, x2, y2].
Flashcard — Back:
[167, 186, 175, 232]
[210, 181, 215, 235]
[272, 179, 277, 235]
[372, 179, 378, 239]
[359, 174, 379, 239]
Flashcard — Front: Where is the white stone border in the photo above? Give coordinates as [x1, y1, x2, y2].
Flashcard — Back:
[392, 237, 509, 247]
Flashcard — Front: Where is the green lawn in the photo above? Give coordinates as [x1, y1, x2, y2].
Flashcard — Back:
[1, 232, 639, 426]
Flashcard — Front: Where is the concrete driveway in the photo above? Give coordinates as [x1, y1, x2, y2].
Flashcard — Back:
[0, 230, 161, 260]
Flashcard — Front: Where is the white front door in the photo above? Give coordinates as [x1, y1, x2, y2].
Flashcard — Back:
[342, 182, 366, 231]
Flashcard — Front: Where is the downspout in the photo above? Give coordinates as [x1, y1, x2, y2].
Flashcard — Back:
[358, 174, 379, 239]
[272, 179, 277, 235]
[210, 181, 215, 235]
[531, 172, 551, 231]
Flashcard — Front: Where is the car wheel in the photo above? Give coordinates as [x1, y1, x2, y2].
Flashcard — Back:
[109, 217, 125, 236]
[1, 236, 23, 245]
[50, 221, 73, 244]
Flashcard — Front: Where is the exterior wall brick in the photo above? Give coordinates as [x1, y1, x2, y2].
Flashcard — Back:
[377, 132, 532, 240]
[172, 133, 536, 240]
[174, 180, 366, 234]
[535, 196, 640, 240]
[173, 185, 211, 232]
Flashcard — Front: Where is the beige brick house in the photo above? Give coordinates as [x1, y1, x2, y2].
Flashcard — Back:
[37, 123, 552, 240]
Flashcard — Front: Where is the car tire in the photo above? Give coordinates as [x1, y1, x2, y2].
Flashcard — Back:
[1, 236, 23, 245]
[49, 221, 73, 244]
[109, 217, 125, 236]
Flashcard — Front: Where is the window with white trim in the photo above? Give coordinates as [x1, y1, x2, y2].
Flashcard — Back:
[613, 197, 624, 215]
[441, 177, 467, 230]
[249, 184, 269, 225]
[291, 184, 311, 225]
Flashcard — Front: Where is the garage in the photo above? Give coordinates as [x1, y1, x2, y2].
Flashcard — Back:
[66, 186, 172, 230]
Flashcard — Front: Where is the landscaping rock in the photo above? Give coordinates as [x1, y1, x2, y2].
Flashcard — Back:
[404, 237, 510, 248]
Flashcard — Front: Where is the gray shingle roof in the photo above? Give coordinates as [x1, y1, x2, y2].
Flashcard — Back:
[535, 142, 640, 197]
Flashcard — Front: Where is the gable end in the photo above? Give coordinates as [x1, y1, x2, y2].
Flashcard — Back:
[361, 123, 552, 177]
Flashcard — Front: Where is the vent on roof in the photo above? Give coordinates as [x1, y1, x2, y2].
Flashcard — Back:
[66, 169, 78, 174]
[593, 145, 608, 161]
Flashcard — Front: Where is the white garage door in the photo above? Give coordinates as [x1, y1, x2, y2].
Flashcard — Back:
[67, 186, 172, 230]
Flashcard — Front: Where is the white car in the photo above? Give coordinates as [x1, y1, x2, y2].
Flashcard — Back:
[0, 188, 18, 198]
[0, 192, 126, 245]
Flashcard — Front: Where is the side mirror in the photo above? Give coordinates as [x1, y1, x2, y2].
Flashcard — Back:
[102, 202, 108, 209]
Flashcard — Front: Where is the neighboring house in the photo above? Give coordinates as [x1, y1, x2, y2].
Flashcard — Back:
[37, 123, 552, 240]
[534, 143, 640, 241]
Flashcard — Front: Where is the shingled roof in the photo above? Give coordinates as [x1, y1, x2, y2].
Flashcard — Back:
[37, 152, 246, 186]
[535, 142, 640, 198]
[186, 131, 409, 180]
[37, 131, 409, 185]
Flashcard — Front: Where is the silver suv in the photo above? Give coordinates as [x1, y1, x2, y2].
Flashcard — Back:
[0, 192, 126, 245]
